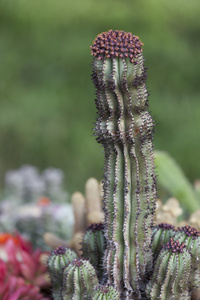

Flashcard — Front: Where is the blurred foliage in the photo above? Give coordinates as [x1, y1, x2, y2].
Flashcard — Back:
[155, 150, 199, 214]
[0, 0, 199, 193]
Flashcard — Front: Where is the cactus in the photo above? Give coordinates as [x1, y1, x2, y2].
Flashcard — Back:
[48, 246, 78, 299]
[62, 259, 98, 300]
[146, 238, 192, 300]
[175, 225, 200, 289]
[151, 223, 176, 257]
[48, 30, 200, 300]
[91, 29, 157, 298]
[82, 223, 105, 280]
[93, 285, 120, 300]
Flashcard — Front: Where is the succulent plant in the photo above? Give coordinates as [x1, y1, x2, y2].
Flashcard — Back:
[151, 223, 176, 257]
[0, 165, 73, 250]
[62, 258, 98, 299]
[48, 246, 78, 299]
[82, 223, 105, 280]
[0, 232, 51, 299]
[0, 270, 49, 300]
[91, 29, 157, 298]
[175, 225, 200, 290]
[48, 30, 200, 300]
[4, 165, 68, 204]
[146, 238, 192, 300]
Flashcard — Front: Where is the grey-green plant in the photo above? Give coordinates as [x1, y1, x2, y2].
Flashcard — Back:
[0, 165, 73, 250]
[48, 29, 200, 300]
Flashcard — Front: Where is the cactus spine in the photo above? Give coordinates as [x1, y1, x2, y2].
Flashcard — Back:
[91, 30, 157, 298]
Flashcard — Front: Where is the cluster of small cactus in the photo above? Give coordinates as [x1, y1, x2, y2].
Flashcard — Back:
[48, 30, 200, 299]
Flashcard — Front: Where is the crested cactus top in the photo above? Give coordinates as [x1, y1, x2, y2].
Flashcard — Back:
[177, 225, 200, 239]
[86, 223, 104, 232]
[90, 29, 143, 63]
[53, 246, 67, 255]
[96, 285, 110, 294]
[94, 285, 120, 299]
[72, 258, 84, 267]
[157, 223, 175, 230]
[164, 238, 187, 254]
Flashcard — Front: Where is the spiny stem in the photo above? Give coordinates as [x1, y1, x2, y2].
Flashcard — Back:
[91, 30, 157, 298]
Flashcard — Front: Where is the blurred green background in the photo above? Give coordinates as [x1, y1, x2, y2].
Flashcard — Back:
[0, 0, 199, 193]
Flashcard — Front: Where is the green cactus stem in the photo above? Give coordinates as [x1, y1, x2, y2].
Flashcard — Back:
[91, 29, 157, 298]
[93, 285, 120, 300]
[146, 238, 192, 300]
[151, 223, 176, 257]
[48, 246, 77, 300]
[175, 225, 200, 289]
[82, 223, 106, 280]
[62, 258, 99, 300]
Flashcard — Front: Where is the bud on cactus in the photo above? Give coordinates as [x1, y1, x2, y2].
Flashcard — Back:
[146, 238, 192, 300]
[92, 285, 120, 300]
[91, 29, 157, 297]
[176, 225, 200, 289]
[82, 223, 105, 280]
[151, 223, 176, 257]
[48, 246, 77, 299]
[62, 258, 99, 300]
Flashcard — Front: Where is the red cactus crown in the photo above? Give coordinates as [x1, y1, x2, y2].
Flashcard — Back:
[91, 29, 143, 64]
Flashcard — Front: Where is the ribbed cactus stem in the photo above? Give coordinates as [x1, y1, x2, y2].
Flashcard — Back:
[47, 246, 77, 300]
[93, 285, 120, 300]
[151, 223, 176, 257]
[82, 223, 105, 280]
[175, 225, 200, 289]
[62, 258, 99, 300]
[146, 238, 192, 300]
[91, 30, 157, 298]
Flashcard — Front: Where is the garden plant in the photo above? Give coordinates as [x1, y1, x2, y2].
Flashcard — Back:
[48, 30, 200, 299]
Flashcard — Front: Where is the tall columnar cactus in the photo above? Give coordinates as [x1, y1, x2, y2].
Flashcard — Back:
[91, 29, 157, 298]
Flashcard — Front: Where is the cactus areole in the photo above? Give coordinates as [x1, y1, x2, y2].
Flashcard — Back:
[91, 29, 157, 299]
